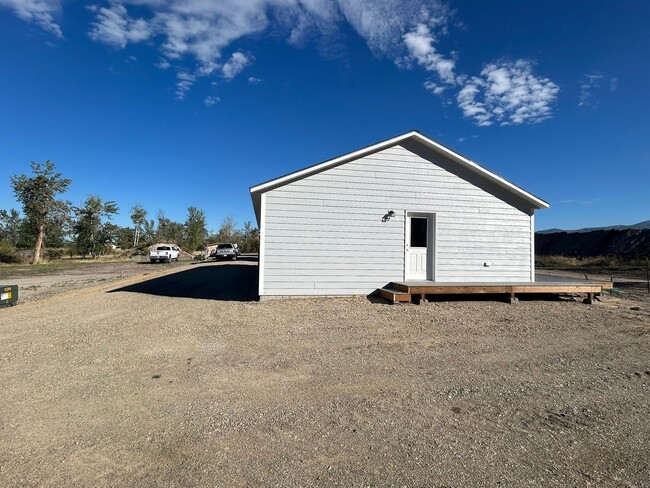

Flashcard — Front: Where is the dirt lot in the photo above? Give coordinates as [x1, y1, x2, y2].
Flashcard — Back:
[0, 258, 190, 303]
[1, 261, 649, 486]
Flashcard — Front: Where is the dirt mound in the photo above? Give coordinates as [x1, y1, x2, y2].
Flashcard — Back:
[536, 228, 650, 258]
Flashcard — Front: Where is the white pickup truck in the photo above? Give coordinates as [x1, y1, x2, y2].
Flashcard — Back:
[215, 243, 241, 261]
[149, 244, 180, 263]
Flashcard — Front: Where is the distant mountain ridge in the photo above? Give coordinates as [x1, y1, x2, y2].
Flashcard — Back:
[537, 220, 650, 234]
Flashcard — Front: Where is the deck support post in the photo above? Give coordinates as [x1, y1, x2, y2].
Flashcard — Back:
[583, 292, 595, 305]
[508, 290, 519, 304]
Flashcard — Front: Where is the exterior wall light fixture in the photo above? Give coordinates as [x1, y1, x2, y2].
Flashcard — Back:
[382, 210, 396, 222]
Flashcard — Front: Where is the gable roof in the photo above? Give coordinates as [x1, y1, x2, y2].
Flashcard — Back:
[250, 130, 549, 224]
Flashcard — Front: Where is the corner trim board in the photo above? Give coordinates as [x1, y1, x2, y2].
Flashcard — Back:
[530, 212, 535, 282]
[259, 193, 267, 296]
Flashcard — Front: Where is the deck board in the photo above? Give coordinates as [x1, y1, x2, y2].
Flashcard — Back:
[382, 281, 613, 304]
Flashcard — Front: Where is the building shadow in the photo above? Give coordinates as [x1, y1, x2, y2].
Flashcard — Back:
[109, 263, 259, 301]
[211, 255, 259, 263]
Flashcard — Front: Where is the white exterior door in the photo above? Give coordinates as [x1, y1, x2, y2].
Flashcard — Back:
[405, 213, 434, 281]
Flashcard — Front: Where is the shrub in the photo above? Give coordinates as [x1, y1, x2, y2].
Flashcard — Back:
[45, 248, 64, 260]
[535, 255, 579, 267]
[0, 239, 19, 263]
[535, 254, 643, 269]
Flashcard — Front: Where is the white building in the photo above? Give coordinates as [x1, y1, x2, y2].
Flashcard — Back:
[250, 131, 548, 298]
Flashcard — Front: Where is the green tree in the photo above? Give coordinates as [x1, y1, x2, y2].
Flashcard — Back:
[101, 223, 120, 250]
[0, 239, 19, 263]
[216, 215, 237, 242]
[141, 218, 156, 246]
[206, 217, 259, 253]
[156, 210, 170, 242]
[130, 204, 147, 248]
[155, 210, 184, 246]
[10, 161, 71, 264]
[240, 220, 260, 253]
[184, 206, 207, 251]
[114, 226, 136, 250]
[0, 209, 22, 246]
[0, 208, 22, 264]
[73, 196, 119, 258]
[166, 222, 185, 247]
[16, 204, 70, 249]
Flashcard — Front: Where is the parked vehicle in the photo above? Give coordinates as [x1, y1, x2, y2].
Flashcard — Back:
[215, 243, 240, 261]
[149, 244, 180, 263]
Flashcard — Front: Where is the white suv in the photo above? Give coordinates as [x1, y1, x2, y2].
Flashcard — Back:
[215, 243, 240, 261]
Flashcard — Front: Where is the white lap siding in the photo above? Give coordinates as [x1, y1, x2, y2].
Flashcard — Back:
[262, 144, 533, 296]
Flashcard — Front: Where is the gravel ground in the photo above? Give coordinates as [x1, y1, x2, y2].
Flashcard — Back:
[1, 261, 649, 486]
[0, 259, 189, 303]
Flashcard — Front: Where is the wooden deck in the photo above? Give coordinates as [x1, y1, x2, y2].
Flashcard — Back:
[378, 281, 614, 304]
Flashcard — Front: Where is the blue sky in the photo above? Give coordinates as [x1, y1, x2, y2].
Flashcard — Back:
[0, 0, 647, 232]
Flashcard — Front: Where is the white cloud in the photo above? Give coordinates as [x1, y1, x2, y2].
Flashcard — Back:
[456, 60, 559, 126]
[280, 0, 340, 46]
[0, 0, 63, 38]
[397, 5, 558, 126]
[579, 73, 617, 107]
[458, 135, 477, 143]
[85, 1, 451, 62]
[88, 3, 152, 49]
[337, 0, 451, 56]
[79, 0, 452, 99]
[172, 51, 252, 100]
[204, 95, 220, 106]
[457, 81, 491, 126]
[424, 81, 446, 95]
[221, 52, 252, 80]
[4, 0, 560, 122]
[559, 198, 600, 206]
[84, 2, 558, 123]
[579, 73, 603, 107]
[403, 23, 456, 84]
[248, 76, 263, 84]
[89, 1, 274, 65]
[175, 71, 196, 100]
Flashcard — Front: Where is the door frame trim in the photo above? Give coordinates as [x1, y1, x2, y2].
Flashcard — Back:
[404, 211, 436, 281]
